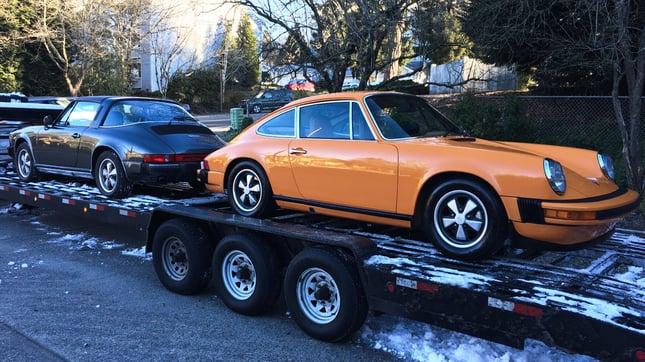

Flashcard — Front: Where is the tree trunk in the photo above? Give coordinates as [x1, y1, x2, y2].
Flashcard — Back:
[383, 20, 403, 81]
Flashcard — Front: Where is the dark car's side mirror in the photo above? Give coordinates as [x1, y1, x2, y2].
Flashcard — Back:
[43, 115, 53, 128]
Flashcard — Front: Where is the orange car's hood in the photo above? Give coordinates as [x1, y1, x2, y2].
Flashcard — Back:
[399, 136, 619, 198]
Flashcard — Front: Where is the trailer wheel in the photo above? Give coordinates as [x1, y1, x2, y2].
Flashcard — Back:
[284, 248, 367, 342]
[95, 150, 132, 199]
[228, 161, 274, 218]
[153, 219, 213, 295]
[15, 143, 38, 181]
[424, 179, 507, 259]
[212, 233, 280, 315]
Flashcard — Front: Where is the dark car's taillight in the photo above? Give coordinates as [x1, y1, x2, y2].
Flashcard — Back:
[144, 154, 207, 163]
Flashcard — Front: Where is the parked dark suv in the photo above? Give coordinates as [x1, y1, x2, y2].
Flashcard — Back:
[239, 89, 293, 114]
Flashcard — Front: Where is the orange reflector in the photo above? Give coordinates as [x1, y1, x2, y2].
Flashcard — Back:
[544, 209, 596, 220]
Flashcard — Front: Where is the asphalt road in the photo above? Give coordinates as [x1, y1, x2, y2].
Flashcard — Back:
[0, 200, 398, 361]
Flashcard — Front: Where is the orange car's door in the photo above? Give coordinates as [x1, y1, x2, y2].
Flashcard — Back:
[288, 139, 398, 212]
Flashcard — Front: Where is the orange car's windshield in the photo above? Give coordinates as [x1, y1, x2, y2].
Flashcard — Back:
[365, 94, 463, 140]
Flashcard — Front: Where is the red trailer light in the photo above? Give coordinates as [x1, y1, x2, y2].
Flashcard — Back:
[634, 348, 645, 362]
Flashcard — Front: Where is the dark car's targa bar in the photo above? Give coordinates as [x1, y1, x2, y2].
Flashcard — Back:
[0, 173, 642, 361]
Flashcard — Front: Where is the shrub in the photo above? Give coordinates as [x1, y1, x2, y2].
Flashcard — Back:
[447, 93, 533, 142]
[220, 116, 254, 142]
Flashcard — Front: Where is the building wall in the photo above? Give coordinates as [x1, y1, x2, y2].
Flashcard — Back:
[134, 1, 240, 93]
[429, 57, 516, 94]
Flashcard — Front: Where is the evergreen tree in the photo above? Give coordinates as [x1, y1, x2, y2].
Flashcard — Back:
[236, 13, 260, 87]
[0, 0, 34, 91]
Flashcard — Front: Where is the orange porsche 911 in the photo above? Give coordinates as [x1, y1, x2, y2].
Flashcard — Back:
[198, 91, 641, 259]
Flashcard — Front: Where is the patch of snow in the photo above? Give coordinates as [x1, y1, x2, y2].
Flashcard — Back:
[360, 315, 597, 361]
[614, 266, 645, 287]
[121, 246, 152, 261]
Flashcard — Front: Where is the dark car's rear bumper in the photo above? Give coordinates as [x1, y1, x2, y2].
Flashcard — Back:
[126, 161, 202, 184]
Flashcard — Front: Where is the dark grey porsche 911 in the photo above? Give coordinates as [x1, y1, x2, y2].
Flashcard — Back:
[8, 96, 225, 198]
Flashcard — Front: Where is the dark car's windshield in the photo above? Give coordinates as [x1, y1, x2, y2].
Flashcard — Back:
[365, 94, 462, 140]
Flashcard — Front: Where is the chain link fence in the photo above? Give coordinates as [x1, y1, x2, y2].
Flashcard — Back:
[426, 94, 645, 187]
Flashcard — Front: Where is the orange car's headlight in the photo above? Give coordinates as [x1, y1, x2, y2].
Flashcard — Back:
[597, 153, 615, 181]
[544, 158, 566, 194]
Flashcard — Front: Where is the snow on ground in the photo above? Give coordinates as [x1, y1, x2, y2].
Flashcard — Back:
[359, 317, 596, 361]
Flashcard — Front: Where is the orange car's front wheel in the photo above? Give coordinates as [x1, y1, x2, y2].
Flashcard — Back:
[425, 179, 508, 260]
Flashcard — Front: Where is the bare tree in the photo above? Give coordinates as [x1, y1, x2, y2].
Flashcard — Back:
[607, 0, 645, 192]
[104, 0, 156, 94]
[234, 0, 420, 92]
[215, 19, 247, 111]
[30, 0, 112, 96]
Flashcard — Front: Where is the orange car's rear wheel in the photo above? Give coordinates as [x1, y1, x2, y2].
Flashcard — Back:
[425, 179, 507, 259]
[228, 161, 275, 218]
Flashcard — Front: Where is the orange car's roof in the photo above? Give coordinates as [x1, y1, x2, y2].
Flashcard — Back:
[286, 91, 395, 107]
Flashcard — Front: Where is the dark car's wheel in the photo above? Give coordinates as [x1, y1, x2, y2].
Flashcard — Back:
[212, 233, 280, 315]
[227, 161, 275, 218]
[424, 179, 508, 260]
[15, 143, 38, 181]
[153, 218, 213, 295]
[284, 248, 368, 342]
[94, 150, 133, 198]
[252, 104, 262, 113]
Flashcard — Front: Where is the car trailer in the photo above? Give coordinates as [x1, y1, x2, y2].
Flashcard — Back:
[0, 173, 643, 361]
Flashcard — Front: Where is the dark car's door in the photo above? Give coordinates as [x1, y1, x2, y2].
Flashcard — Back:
[32, 101, 99, 169]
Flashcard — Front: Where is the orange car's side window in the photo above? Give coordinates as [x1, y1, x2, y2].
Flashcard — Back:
[257, 109, 295, 137]
[351, 102, 375, 140]
[299, 103, 350, 140]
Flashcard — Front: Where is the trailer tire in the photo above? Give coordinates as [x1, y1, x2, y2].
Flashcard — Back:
[212, 233, 280, 315]
[424, 179, 507, 260]
[15, 143, 39, 181]
[284, 248, 367, 342]
[153, 219, 213, 295]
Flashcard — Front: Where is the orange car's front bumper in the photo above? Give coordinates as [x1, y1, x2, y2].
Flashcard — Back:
[504, 188, 641, 246]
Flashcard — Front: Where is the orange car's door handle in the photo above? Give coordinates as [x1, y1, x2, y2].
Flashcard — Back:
[289, 147, 307, 155]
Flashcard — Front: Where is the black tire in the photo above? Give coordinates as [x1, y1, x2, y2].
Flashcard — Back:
[152, 218, 213, 295]
[15, 143, 38, 181]
[212, 233, 280, 315]
[284, 248, 368, 342]
[424, 179, 508, 260]
[227, 161, 275, 217]
[252, 104, 262, 114]
[94, 150, 132, 198]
